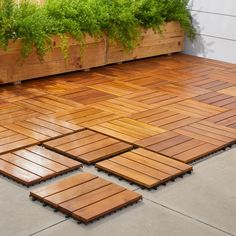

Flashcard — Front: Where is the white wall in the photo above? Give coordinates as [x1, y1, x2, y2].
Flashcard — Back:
[184, 0, 236, 63]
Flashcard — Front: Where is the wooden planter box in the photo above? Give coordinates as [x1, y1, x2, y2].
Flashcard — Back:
[107, 22, 184, 64]
[0, 22, 184, 84]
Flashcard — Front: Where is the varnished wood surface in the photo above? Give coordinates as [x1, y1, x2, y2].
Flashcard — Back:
[1, 53, 236, 163]
[96, 148, 192, 188]
[0, 146, 82, 186]
[30, 173, 142, 223]
[43, 130, 133, 164]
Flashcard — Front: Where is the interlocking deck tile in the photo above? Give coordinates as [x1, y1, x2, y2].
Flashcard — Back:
[91, 118, 166, 143]
[91, 97, 154, 117]
[136, 120, 236, 163]
[4, 116, 84, 142]
[0, 127, 38, 154]
[52, 107, 120, 127]
[124, 90, 183, 107]
[194, 92, 236, 109]
[30, 172, 142, 223]
[164, 99, 227, 118]
[0, 103, 40, 125]
[89, 81, 144, 96]
[206, 110, 236, 129]
[96, 148, 192, 188]
[129, 107, 200, 130]
[15, 95, 84, 115]
[0, 146, 82, 186]
[60, 87, 116, 104]
[43, 130, 133, 164]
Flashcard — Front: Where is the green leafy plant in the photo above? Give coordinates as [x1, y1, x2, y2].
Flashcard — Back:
[0, 0, 196, 60]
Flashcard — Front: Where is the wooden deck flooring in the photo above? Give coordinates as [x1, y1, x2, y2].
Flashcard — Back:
[43, 130, 133, 164]
[1, 53, 236, 164]
[96, 148, 192, 188]
[0, 146, 82, 186]
[30, 173, 142, 223]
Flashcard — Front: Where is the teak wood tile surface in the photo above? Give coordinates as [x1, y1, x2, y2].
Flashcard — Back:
[0, 146, 82, 186]
[96, 148, 192, 188]
[43, 130, 133, 164]
[1, 53, 236, 163]
[30, 172, 142, 223]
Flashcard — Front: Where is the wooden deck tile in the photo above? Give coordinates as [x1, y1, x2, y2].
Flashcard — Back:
[1, 53, 236, 169]
[60, 87, 116, 104]
[15, 95, 84, 115]
[0, 146, 82, 186]
[164, 99, 227, 118]
[206, 110, 236, 129]
[194, 92, 236, 109]
[51, 107, 120, 127]
[91, 118, 166, 143]
[91, 97, 154, 116]
[158, 83, 209, 98]
[89, 81, 144, 96]
[4, 116, 84, 142]
[0, 103, 40, 125]
[135, 131, 219, 163]
[0, 127, 38, 154]
[124, 90, 184, 107]
[30, 173, 142, 223]
[96, 148, 192, 188]
[219, 86, 236, 97]
[129, 107, 200, 130]
[43, 130, 133, 164]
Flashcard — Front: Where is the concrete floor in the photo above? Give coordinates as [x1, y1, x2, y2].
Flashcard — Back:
[1, 147, 236, 236]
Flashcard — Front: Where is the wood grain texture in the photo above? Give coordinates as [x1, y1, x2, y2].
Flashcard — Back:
[0, 146, 82, 186]
[30, 173, 142, 223]
[43, 130, 133, 164]
[1, 53, 236, 164]
[96, 148, 192, 188]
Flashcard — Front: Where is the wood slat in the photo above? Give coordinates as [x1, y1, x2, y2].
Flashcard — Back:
[96, 148, 192, 188]
[30, 173, 142, 223]
[0, 146, 82, 186]
[4, 116, 84, 142]
[43, 130, 133, 164]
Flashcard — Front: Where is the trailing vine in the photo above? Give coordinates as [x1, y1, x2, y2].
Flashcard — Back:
[0, 0, 196, 60]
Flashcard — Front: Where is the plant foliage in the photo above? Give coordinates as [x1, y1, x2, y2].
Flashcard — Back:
[0, 0, 196, 59]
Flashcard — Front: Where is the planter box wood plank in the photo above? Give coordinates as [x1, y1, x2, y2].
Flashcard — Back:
[0, 22, 184, 85]
[0, 36, 106, 84]
[107, 22, 184, 64]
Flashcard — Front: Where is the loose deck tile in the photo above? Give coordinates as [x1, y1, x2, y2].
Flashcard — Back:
[4, 116, 84, 142]
[30, 173, 142, 223]
[91, 118, 166, 143]
[0, 126, 38, 154]
[43, 130, 133, 164]
[96, 148, 192, 188]
[51, 107, 120, 128]
[0, 146, 82, 186]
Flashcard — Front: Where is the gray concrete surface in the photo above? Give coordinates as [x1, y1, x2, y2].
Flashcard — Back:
[1, 147, 236, 236]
